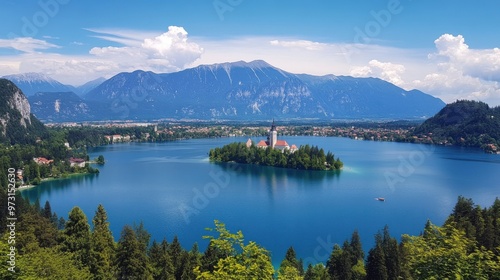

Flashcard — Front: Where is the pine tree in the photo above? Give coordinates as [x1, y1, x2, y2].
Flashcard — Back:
[279, 246, 303, 276]
[350, 229, 364, 263]
[201, 240, 227, 273]
[116, 225, 150, 279]
[90, 204, 116, 280]
[168, 235, 186, 280]
[181, 243, 202, 280]
[382, 225, 400, 280]
[304, 263, 329, 280]
[366, 234, 388, 280]
[43, 200, 52, 219]
[149, 239, 174, 280]
[62, 206, 91, 268]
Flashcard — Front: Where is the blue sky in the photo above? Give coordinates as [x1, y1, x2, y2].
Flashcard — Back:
[1, 0, 500, 105]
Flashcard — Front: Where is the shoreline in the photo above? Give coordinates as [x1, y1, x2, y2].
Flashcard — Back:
[16, 172, 94, 192]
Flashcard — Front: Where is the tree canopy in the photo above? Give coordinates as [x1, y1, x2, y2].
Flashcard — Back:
[209, 142, 343, 171]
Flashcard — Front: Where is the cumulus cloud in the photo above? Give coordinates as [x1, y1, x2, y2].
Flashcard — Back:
[415, 34, 500, 105]
[90, 26, 203, 72]
[0, 37, 60, 53]
[350, 59, 406, 86]
[432, 34, 500, 81]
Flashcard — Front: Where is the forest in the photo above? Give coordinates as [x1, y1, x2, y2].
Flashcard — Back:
[209, 142, 343, 171]
[412, 100, 500, 152]
[1, 193, 498, 279]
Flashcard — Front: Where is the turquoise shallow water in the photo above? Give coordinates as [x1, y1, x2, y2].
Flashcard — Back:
[22, 136, 500, 266]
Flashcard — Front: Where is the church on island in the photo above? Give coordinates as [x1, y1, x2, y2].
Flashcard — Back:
[247, 120, 298, 153]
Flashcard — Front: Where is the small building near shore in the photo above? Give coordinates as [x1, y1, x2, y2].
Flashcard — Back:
[69, 157, 86, 168]
[33, 157, 54, 165]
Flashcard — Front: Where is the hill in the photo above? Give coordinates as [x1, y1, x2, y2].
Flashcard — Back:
[413, 100, 500, 152]
[0, 79, 46, 144]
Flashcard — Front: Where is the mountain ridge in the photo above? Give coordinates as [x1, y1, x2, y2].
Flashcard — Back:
[5, 60, 446, 121]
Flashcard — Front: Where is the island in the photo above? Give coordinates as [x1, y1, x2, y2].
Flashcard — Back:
[209, 121, 343, 171]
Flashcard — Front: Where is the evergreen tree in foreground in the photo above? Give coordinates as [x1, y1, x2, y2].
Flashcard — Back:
[116, 225, 151, 279]
[62, 206, 91, 268]
[149, 239, 175, 280]
[90, 204, 116, 280]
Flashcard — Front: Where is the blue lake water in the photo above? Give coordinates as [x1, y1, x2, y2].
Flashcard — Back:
[21, 136, 500, 266]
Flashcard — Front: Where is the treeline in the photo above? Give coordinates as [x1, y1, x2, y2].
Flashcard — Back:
[209, 142, 343, 171]
[1, 195, 499, 279]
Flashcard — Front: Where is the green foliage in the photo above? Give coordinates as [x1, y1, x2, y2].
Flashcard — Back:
[366, 242, 388, 280]
[446, 196, 500, 255]
[200, 240, 228, 273]
[414, 100, 500, 151]
[182, 243, 202, 280]
[116, 225, 152, 280]
[149, 239, 175, 280]
[402, 222, 500, 279]
[279, 246, 304, 276]
[15, 246, 92, 279]
[96, 155, 105, 164]
[209, 142, 343, 171]
[194, 220, 274, 279]
[168, 235, 186, 279]
[304, 263, 329, 280]
[62, 206, 91, 267]
[90, 204, 116, 280]
[277, 265, 302, 280]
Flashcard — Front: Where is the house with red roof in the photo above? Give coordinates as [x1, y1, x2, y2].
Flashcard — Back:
[33, 157, 54, 165]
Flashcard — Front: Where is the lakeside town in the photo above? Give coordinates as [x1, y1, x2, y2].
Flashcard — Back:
[45, 121, 500, 153]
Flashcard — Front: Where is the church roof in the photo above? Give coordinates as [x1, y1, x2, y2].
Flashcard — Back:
[275, 140, 289, 147]
[256, 140, 268, 147]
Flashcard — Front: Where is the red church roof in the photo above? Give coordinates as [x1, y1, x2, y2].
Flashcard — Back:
[275, 140, 289, 147]
[256, 140, 268, 147]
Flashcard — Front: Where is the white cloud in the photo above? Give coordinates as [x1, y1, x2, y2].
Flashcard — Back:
[90, 26, 203, 73]
[432, 34, 500, 81]
[350, 59, 406, 86]
[1, 30, 499, 106]
[414, 34, 500, 105]
[84, 28, 161, 47]
[269, 39, 327, 51]
[0, 37, 60, 53]
[0, 26, 203, 85]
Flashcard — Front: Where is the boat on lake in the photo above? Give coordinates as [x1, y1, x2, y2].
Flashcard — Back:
[375, 197, 385, 201]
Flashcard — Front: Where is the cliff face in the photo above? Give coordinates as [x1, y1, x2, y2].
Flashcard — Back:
[0, 78, 45, 144]
[10, 88, 32, 127]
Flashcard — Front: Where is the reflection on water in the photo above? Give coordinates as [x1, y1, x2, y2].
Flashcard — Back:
[21, 174, 98, 203]
[215, 161, 342, 199]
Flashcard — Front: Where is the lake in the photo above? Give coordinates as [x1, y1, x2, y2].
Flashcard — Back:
[21, 136, 500, 267]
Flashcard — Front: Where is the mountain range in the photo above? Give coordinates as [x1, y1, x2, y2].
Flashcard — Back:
[3, 60, 446, 122]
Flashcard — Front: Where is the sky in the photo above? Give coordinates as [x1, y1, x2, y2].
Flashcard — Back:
[1, 0, 500, 105]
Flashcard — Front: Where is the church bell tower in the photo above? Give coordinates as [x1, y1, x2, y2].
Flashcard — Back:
[269, 119, 277, 148]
